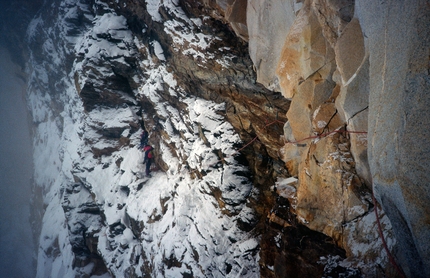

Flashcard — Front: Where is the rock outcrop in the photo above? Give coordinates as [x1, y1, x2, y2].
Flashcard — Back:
[244, 2, 394, 275]
[25, 0, 335, 276]
[239, 0, 430, 276]
[247, 0, 302, 91]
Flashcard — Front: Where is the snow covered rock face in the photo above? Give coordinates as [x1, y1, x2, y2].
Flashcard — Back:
[26, 0, 297, 277]
[27, 1, 262, 277]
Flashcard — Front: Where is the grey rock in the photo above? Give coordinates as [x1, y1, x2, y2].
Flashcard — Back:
[357, 0, 430, 276]
[247, 0, 301, 91]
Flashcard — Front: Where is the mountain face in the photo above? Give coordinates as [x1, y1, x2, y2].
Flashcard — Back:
[16, 0, 429, 277]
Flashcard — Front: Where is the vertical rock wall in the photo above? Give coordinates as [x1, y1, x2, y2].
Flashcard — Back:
[356, 0, 430, 276]
[252, 2, 388, 271]
[223, 0, 430, 276]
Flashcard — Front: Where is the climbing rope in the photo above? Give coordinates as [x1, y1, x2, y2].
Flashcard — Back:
[230, 136, 259, 156]
[285, 129, 368, 145]
[186, 120, 367, 175]
[372, 192, 406, 278]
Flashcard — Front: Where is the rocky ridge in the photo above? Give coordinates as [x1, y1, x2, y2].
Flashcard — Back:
[21, 0, 430, 277]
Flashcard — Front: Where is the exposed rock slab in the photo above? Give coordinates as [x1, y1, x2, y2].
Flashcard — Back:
[357, 0, 430, 276]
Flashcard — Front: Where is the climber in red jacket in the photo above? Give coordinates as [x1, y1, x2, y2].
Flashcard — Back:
[142, 144, 154, 177]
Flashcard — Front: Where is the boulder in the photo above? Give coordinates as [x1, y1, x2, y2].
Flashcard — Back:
[279, 143, 302, 177]
[286, 68, 336, 142]
[335, 54, 370, 186]
[224, 0, 248, 40]
[312, 102, 344, 134]
[334, 18, 365, 84]
[311, 0, 355, 48]
[346, 110, 370, 187]
[286, 78, 314, 141]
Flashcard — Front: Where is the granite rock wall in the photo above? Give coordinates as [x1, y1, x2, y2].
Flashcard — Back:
[220, 0, 430, 276]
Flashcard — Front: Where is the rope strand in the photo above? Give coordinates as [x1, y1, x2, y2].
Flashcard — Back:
[372, 193, 406, 278]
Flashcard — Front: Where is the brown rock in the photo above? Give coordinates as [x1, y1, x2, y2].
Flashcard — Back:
[225, 0, 248, 40]
[267, 212, 291, 228]
[286, 78, 314, 141]
[312, 102, 344, 134]
[279, 143, 302, 177]
[311, 0, 355, 48]
[286, 70, 336, 142]
[295, 133, 369, 246]
[276, 3, 329, 99]
[335, 55, 370, 186]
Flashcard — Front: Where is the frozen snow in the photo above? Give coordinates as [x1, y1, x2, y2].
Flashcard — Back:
[317, 120, 327, 128]
[163, 18, 217, 63]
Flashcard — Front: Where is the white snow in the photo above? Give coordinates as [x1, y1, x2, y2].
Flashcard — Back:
[93, 13, 128, 35]
[152, 40, 166, 61]
[145, 0, 163, 22]
[163, 14, 220, 65]
[275, 177, 297, 206]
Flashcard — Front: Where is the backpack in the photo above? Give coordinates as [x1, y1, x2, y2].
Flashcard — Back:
[144, 146, 154, 161]
[147, 150, 154, 159]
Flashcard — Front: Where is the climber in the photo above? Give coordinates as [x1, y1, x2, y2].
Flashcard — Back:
[139, 129, 148, 149]
[142, 144, 154, 177]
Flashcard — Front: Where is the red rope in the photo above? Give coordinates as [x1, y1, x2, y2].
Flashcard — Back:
[265, 119, 285, 127]
[372, 192, 406, 278]
[187, 126, 369, 175]
[286, 129, 368, 145]
[231, 136, 259, 156]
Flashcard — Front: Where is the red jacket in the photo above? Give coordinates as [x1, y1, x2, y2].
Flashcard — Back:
[143, 145, 154, 159]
